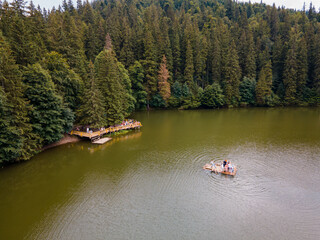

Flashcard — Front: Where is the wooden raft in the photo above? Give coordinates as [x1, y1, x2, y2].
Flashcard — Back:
[203, 163, 237, 176]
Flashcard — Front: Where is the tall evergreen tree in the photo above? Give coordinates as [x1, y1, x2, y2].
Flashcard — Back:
[223, 40, 241, 105]
[296, 37, 308, 101]
[0, 31, 39, 161]
[23, 63, 73, 145]
[184, 40, 195, 93]
[129, 61, 147, 109]
[77, 61, 106, 128]
[283, 37, 298, 105]
[0, 88, 22, 164]
[94, 36, 126, 125]
[256, 60, 273, 106]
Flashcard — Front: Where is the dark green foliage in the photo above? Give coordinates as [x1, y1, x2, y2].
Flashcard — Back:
[77, 62, 106, 128]
[239, 77, 256, 106]
[42, 52, 83, 110]
[118, 61, 136, 115]
[184, 40, 194, 93]
[0, 31, 39, 162]
[23, 63, 73, 145]
[172, 81, 182, 99]
[94, 47, 127, 125]
[181, 82, 191, 98]
[0, 88, 22, 164]
[1, 0, 320, 164]
[129, 61, 148, 109]
[150, 93, 166, 108]
[201, 83, 224, 108]
[256, 60, 273, 106]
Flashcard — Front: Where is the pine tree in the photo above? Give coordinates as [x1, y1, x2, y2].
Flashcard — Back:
[245, 30, 256, 80]
[77, 61, 106, 128]
[256, 60, 273, 106]
[23, 63, 72, 145]
[118, 61, 136, 116]
[0, 88, 22, 164]
[296, 37, 308, 101]
[0, 31, 39, 161]
[129, 61, 147, 109]
[212, 34, 221, 84]
[223, 40, 241, 105]
[200, 83, 224, 108]
[313, 33, 320, 95]
[184, 40, 194, 93]
[283, 39, 297, 105]
[171, 18, 182, 82]
[42, 51, 82, 110]
[94, 36, 125, 125]
[158, 55, 171, 103]
[142, 25, 158, 109]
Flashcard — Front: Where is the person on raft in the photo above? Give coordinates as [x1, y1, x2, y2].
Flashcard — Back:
[222, 160, 234, 173]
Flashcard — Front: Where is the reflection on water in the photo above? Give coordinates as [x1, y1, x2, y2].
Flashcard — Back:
[78, 131, 142, 154]
[0, 108, 319, 240]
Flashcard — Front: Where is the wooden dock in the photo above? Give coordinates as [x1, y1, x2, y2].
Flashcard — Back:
[92, 137, 112, 144]
[70, 122, 142, 141]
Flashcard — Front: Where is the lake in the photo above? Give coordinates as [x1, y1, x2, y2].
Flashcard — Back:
[0, 108, 319, 240]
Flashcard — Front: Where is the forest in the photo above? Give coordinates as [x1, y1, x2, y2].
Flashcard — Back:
[0, 0, 320, 165]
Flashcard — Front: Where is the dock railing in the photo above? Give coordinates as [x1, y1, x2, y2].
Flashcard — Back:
[70, 122, 142, 139]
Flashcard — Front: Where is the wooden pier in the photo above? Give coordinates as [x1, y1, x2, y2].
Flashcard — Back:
[70, 122, 142, 141]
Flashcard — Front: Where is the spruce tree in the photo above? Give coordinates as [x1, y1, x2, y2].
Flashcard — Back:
[0, 31, 39, 161]
[184, 40, 195, 93]
[94, 36, 125, 125]
[212, 34, 221, 84]
[256, 60, 273, 106]
[77, 62, 106, 128]
[42, 51, 82, 110]
[283, 45, 297, 105]
[296, 37, 308, 101]
[223, 40, 241, 105]
[129, 61, 147, 109]
[23, 63, 72, 145]
[118, 61, 136, 116]
[0, 88, 22, 164]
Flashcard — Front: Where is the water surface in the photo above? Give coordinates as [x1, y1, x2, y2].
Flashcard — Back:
[0, 108, 319, 240]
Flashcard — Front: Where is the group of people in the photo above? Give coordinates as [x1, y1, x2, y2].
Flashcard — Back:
[222, 160, 235, 173]
[209, 159, 235, 173]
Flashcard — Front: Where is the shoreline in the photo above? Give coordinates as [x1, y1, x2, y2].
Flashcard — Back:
[42, 134, 82, 151]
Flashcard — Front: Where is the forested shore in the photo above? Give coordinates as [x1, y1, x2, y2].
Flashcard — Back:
[0, 0, 320, 165]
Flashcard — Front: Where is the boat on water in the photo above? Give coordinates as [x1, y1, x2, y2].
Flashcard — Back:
[203, 162, 237, 176]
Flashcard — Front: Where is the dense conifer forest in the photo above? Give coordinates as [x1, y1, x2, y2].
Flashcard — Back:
[0, 0, 320, 164]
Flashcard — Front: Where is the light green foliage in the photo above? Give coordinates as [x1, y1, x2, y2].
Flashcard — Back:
[201, 83, 225, 108]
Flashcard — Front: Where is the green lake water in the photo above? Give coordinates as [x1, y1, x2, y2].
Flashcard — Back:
[0, 108, 320, 240]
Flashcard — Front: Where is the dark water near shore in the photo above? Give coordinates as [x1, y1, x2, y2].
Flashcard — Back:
[0, 108, 320, 240]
